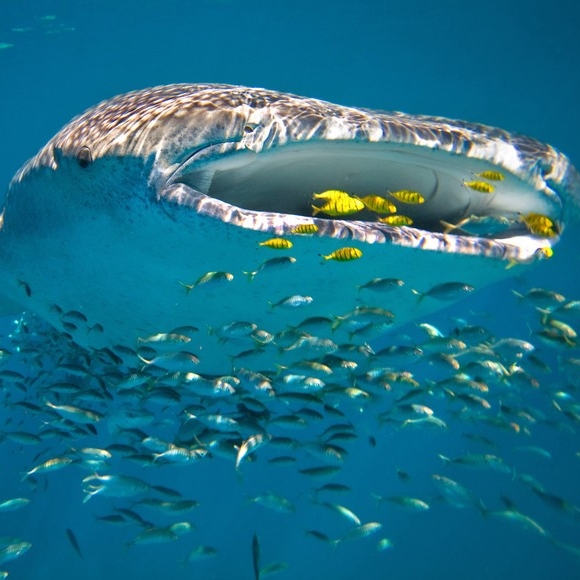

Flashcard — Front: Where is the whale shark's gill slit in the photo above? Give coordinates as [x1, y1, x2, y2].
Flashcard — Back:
[166, 144, 220, 189]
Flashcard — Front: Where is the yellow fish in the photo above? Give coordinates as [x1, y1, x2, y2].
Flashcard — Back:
[290, 224, 319, 234]
[463, 180, 495, 193]
[538, 247, 554, 259]
[312, 196, 364, 217]
[475, 170, 505, 181]
[358, 195, 397, 214]
[379, 215, 413, 226]
[258, 237, 293, 249]
[388, 190, 425, 204]
[521, 213, 558, 237]
[321, 247, 363, 262]
[312, 189, 351, 201]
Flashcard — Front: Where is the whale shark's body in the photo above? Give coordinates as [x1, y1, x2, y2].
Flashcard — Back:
[1, 84, 578, 373]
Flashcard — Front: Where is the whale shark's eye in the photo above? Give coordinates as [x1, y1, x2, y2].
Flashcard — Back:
[77, 146, 93, 168]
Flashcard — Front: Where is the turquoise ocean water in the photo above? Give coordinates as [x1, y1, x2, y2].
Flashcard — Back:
[1, 1, 580, 578]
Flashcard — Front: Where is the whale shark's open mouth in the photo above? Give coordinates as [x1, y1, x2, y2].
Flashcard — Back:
[168, 141, 563, 263]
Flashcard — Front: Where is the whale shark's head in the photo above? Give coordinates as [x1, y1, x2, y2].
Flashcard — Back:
[1, 84, 579, 373]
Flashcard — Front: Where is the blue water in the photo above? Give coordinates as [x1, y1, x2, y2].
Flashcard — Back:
[1, 1, 580, 578]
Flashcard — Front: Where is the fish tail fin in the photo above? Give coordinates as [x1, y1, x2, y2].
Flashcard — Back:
[477, 499, 488, 517]
[511, 290, 524, 301]
[179, 282, 194, 296]
[305, 491, 318, 503]
[437, 453, 451, 465]
[243, 270, 256, 282]
[370, 492, 383, 506]
[440, 220, 459, 234]
[137, 353, 152, 365]
[273, 364, 287, 376]
[553, 539, 580, 557]
[411, 289, 424, 304]
[510, 465, 517, 481]
[227, 354, 239, 373]
[311, 205, 320, 216]
[207, 325, 222, 344]
[235, 471, 244, 487]
[536, 308, 552, 325]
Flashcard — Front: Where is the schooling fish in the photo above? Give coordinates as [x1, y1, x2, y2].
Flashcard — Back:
[320, 247, 363, 262]
[66, 528, 83, 560]
[378, 215, 413, 226]
[358, 195, 397, 214]
[475, 170, 505, 181]
[463, 180, 495, 193]
[236, 433, 272, 470]
[180, 271, 234, 294]
[412, 282, 475, 303]
[258, 237, 293, 250]
[388, 190, 425, 204]
[252, 533, 260, 580]
[312, 195, 365, 217]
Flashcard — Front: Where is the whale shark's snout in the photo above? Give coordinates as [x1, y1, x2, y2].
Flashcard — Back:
[1, 84, 578, 373]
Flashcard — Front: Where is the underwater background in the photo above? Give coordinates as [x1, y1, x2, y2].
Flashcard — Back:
[1, 0, 580, 578]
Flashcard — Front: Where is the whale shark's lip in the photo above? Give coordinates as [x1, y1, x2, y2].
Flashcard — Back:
[164, 139, 562, 264]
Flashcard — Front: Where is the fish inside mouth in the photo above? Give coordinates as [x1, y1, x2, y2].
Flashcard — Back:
[174, 142, 563, 242]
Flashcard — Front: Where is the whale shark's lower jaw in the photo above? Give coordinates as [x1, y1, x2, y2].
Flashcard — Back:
[164, 140, 561, 264]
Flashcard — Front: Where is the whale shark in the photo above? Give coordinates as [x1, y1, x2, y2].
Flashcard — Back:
[1, 84, 579, 373]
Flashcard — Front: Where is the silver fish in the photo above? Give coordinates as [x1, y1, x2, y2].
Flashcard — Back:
[236, 433, 272, 470]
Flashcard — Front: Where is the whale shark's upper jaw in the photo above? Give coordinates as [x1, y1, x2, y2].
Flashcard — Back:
[161, 137, 563, 263]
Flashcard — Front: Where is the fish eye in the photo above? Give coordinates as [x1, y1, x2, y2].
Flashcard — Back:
[77, 146, 93, 168]
[243, 124, 256, 134]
